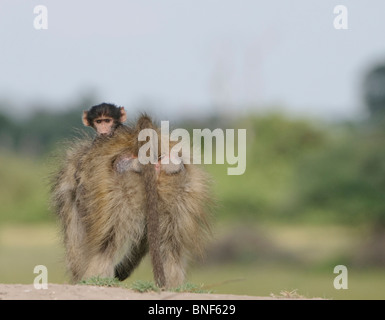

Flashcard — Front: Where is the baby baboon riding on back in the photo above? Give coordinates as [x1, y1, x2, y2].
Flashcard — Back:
[51, 103, 212, 288]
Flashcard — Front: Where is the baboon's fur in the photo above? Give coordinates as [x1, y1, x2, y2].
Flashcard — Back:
[51, 115, 212, 288]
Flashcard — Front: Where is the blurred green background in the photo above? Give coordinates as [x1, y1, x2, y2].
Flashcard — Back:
[1, 61, 385, 299]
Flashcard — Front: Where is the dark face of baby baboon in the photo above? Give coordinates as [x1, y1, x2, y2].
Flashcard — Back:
[82, 103, 127, 136]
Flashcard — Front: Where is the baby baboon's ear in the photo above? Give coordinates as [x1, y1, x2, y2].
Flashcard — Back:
[82, 111, 91, 127]
[119, 107, 127, 123]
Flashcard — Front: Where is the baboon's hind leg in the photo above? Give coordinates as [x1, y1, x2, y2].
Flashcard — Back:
[160, 247, 187, 288]
[114, 236, 148, 281]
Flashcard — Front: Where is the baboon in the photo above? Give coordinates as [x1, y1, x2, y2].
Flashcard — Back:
[82, 103, 127, 136]
[82, 104, 170, 285]
[51, 113, 212, 288]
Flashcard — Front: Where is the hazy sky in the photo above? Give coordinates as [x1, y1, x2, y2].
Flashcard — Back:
[1, 0, 385, 120]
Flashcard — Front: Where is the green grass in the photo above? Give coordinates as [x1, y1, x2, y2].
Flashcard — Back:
[131, 280, 160, 293]
[78, 276, 123, 287]
[77, 278, 210, 294]
[0, 153, 54, 223]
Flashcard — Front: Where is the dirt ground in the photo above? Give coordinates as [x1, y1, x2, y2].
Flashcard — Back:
[0, 283, 306, 300]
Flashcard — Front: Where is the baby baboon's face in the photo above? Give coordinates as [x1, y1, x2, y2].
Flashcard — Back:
[93, 116, 115, 136]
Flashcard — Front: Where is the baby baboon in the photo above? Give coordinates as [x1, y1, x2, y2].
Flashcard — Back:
[51, 114, 212, 288]
[82, 103, 127, 136]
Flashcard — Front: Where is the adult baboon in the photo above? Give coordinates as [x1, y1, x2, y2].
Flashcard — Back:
[51, 113, 212, 288]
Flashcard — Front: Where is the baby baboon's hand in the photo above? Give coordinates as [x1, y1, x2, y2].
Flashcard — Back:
[114, 154, 141, 173]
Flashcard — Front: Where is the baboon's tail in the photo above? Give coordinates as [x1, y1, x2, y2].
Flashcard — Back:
[136, 114, 166, 288]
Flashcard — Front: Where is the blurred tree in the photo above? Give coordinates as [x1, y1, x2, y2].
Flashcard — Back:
[0, 94, 99, 156]
[205, 113, 328, 221]
[363, 63, 385, 119]
[17, 107, 85, 156]
[0, 111, 19, 150]
[289, 124, 385, 224]
[0, 112, 12, 128]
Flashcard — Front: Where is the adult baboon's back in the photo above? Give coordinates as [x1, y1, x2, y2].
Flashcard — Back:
[51, 115, 212, 288]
